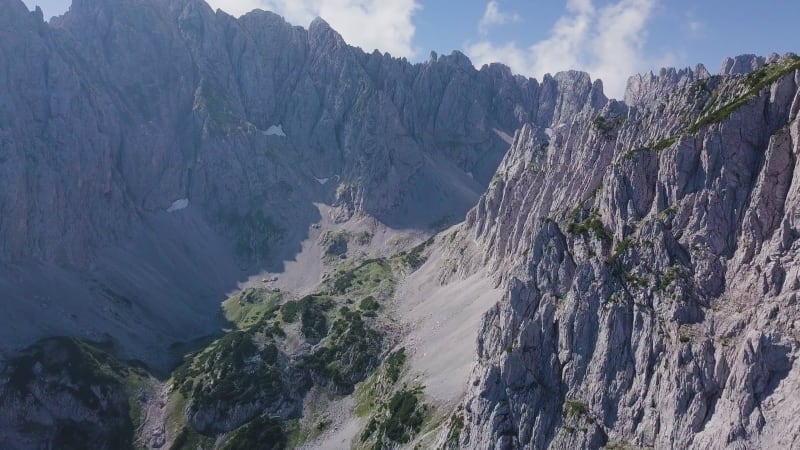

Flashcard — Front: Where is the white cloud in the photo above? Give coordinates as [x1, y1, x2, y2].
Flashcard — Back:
[479, 1, 521, 35]
[685, 10, 706, 38]
[467, 41, 532, 74]
[206, 0, 420, 58]
[467, 0, 673, 99]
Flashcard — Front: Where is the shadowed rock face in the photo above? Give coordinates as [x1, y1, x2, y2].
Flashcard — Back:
[0, 338, 138, 450]
[0, 0, 537, 267]
[454, 54, 800, 449]
[0, 0, 598, 367]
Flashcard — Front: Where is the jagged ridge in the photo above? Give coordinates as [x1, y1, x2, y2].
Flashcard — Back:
[454, 53, 800, 449]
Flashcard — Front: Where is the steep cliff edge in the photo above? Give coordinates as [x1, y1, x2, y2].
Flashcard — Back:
[453, 54, 800, 449]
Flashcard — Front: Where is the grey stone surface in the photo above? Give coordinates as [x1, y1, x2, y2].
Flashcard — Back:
[453, 54, 800, 449]
[2, 1, 800, 448]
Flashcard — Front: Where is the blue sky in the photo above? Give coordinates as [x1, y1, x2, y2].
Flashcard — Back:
[22, 0, 800, 98]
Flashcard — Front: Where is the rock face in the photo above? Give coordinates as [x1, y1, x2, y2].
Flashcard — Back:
[0, 0, 583, 367]
[0, 338, 138, 450]
[455, 55, 800, 449]
[0, 0, 531, 265]
[4, 1, 800, 449]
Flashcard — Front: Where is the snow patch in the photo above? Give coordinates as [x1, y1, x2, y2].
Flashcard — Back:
[263, 124, 286, 137]
[313, 174, 339, 185]
[493, 128, 514, 145]
[167, 198, 189, 213]
[545, 128, 554, 138]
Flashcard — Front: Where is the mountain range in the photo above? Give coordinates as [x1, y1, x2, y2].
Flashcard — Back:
[0, 0, 799, 449]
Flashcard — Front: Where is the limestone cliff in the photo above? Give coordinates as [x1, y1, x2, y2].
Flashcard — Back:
[455, 54, 800, 449]
[2, 0, 800, 449]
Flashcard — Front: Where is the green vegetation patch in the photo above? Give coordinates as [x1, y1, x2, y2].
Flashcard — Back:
[382, 390, 426, 442]
[170, 289, 388, 440]
[165, 249, 403, 441]
[360, 388, 426, 448]
[169, 426, 215, 450]
[3, 337, 148, 450]
[284, 419, 313, 449]
[623, 135, 680, 159]
[300, 304, 330, 342]
[622, 57, 800, 160]
[592, 114, 624, 135]
[354, 373, 382, 418]
[623, 273, 648, 289]
[321, 230, 350, 257]
[745, 56, 800, 90]
[397, 237, 435, 270]
[354, 347, 408, 419]
[359, 296, 380, 312]
[280, 295, 334, 341]
[223, 287, 283, 329]
[689, 56, 800, 133]
[172, 319, 295, 433]
[280, 294, 334, 323]
[688, 94, 753, 134]
[657, 266, 682, 292]
[564, 400, 588, 418]
[329, 258, 394, 297]
[384, 348, 407, 383]
[355, 231, 373, 246]
[165, 243, 408, 444]
[7, 338, 130, 393]
[651, 135, 678, 151]
[219, 416, 287, 450]
[444, 411, 465, 447]
[659, 206, 678, 218]
[607, 237, 633, 265]
[688, 78, 711, 98]
[177, 330, 282, 397]
[566, 210, 612, 243]
[299, 308, 383, 394]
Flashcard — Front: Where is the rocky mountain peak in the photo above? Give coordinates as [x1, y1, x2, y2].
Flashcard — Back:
[624, 63, 710, 109]
[436, 50, 474, 70]
[65, 0, 128, 15]
[308, 16, 346, 49]
[535, 69, 602, 125]
[719, 53, 768, 75]
[172, 0, 215, 18]
[0, 0, 38, 26]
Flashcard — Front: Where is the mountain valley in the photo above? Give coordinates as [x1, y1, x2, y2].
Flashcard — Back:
[1, 1, 800, 449]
